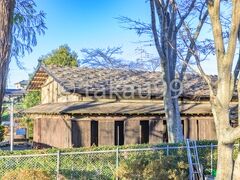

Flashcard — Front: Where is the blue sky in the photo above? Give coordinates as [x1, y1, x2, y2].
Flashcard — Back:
[9, 0, 154, 87]
[8, 0, 217, 88]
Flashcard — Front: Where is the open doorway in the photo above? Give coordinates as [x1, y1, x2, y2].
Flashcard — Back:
[115, 121, 124, 145]
[182, 120, 184, 136]
[91, 121, 98, 146]
[197, 120, 200, 140]
[140, 121, 149, 144]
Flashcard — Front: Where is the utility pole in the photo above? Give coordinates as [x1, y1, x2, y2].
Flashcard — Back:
[10, 97, 14, 151]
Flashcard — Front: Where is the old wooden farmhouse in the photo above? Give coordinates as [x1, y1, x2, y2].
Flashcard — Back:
[25, 65, 219, 148]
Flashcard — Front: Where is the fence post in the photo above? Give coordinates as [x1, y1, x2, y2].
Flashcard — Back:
[116, 147, 119, 180]
[56, 150, 60, 179]
[167, 145, 169, 156]
[210, 143, 213, 175]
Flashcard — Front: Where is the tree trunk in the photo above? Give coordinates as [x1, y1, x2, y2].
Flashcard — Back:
[0, 0, 16, 122]
[216, 142, 234, 180]
[234, 78, 240, 179]
[233, 153, 240, 180]
[0, 61, 10, 121]
[164, 97, 183, 143]
[212, 104, 235, 179]
[163, 67, 183, 143]
[172, 98, 183, 141]
[150, 0, 183, 143]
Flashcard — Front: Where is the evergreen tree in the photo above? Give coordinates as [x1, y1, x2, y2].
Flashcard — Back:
[43, 45, 78, 67]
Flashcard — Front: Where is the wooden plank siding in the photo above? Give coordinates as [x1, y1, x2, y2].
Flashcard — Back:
[71, 120, 91, 147]
[33, 116, 72, 148]
[198, 120, 207, 140]
[189, 118, 198, 140]
[182, 117, 217, 140]
[198, 118, 217, 140]
[41, 76, 82, 104]
[149, 118, 165, 144]
[33, 114, 217, 148]
[33, 118, 41, 144]
[124, 119, 140, 144]
[98, 120, 114, 146]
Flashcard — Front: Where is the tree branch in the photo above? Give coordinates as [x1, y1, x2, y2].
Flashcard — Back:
[177, 8, 215, 98]
[179, 10, 208, 81]
[150, 0, 165, 61]
[176, 0, 196, 30]
[234, 51, 240, 86]
[223, 125, 240, 144]
[207, 0, 225, 62]
[226, 0, 240, 66]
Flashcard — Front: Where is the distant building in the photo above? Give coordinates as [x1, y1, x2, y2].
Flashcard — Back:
[4, 89, 26, 102]
[3, 80, 27, 102]
[5, 89, 26, 97]
[25, 65, 219, 149]
[2, 88, 26, 142]
[14, 80, 28, 89]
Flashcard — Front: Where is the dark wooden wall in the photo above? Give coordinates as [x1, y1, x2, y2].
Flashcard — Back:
[69, 115, 217, 148]
[182, 117, 217, 140]
[71, 120, 91, 147]
[98, 120, 114, 145]
[33, 115, 217, 149]
[33, 115, 72, 148]
[124, 119, 140, 144]
[149, 118, 166, 144]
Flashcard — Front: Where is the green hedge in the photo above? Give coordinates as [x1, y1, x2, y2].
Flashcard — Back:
[0, 140, 219, 179]
[0, 140, 218, 156]
[0, 125, 4, 142]
[2, 169, 54, 180]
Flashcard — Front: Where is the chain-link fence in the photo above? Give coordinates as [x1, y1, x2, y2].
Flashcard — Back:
[59, 150, 116, 179]
[0, 153, 58, 179]
[0, 144, 217, 180]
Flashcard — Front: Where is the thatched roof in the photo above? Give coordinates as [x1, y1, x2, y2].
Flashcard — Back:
[27, 65, 217, 99]
[24, 101, 212, 115]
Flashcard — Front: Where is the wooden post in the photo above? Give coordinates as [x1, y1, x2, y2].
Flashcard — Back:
[167, 145, 169, 156]
[10, 98, 14, 151]
[210, 143, 213, 175]
[139, 125, 142, 144]
[116, 147, 119, 180]
[56, 150, 61, 179]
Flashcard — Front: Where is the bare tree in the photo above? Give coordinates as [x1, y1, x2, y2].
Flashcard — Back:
[0, 0, 46, 122]
[206, 1, 239, 178]
[117, 0, 209, 142]
[134, 47, 160, 72]
[144, 0, 208, 142]
[80, 47, 126, 69]
[183, 0, 240, 178]
[80, 46, 160, 71]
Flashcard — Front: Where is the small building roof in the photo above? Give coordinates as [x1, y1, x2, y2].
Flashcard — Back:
[5, 89, 26, 97]
[27, 65, 217, 100]
[14, 80, 28, 85]
[24, 101, 213, 115]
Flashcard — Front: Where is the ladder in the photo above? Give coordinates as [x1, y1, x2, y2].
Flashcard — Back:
[186, 139, 203, 180]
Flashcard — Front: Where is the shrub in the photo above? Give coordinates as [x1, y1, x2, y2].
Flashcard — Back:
[2, 169, 54, 180]
[143, 159, 188, 180]
[0, 125, 4, 142]
[116, 150, 188, 180]
[116, 152, 153, 179]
